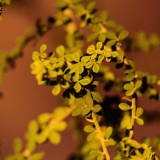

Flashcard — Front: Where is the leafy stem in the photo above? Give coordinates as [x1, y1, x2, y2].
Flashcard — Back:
[22, 104, 76, 159]
[92, 112, 110, 160]
[130, 97, 136, 130]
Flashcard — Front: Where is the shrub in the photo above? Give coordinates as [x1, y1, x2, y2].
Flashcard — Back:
[0, 0, 160, 160]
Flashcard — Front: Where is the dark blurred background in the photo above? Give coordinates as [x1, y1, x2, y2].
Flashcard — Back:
[0, 0, 160, 159]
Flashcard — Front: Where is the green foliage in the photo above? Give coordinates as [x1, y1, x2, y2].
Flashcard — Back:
[1, 0, 160, 160]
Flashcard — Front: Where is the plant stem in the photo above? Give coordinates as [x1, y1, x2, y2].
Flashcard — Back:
[23, 104, 76, 158]
[131, 97, 136, 131]
[92, 112, 110, 160]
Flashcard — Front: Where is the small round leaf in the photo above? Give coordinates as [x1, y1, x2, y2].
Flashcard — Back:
[135, 80, 142, 89]
[52, 84, 61, 95]
[40, 44, 47, 53]
[136, 118, 144, 125]
[119, 103, 131, 111]
[49, 131, 61, 144]
[118, 30, 129, 40]
[93, 63, 100, 73]
[38, 113, 51, 124]
[87, 132, 96, 141]
[87, 45, 95, 54]
[84, 125, 95, 133]
[105, 126, 113, 139]
[71, 106, 83, 116]
[79, 77, 91, 85]
[136, 107, 143, 117]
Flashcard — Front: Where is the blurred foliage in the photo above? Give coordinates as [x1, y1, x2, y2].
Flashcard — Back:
[0, 0, 160, 160]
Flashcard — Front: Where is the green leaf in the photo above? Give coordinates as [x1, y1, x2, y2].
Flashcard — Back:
[40, 53, 47, 59]
[75, 98, 85, 106]
[4, 0, 11, 5]
[126, 139, 141, 148]
[52, 84, 61, 95]
[28, 120, 39, 133]
[122, 96, 132, 102]
[135, 80, 142, 89]
[136, 107, 143, 117]
[120, 113, 131, 129]
[92, 24, 101, 32]
[26, 141, 36, 152]
[111, 51, 118, 57]
[32, 51, 39, 60]
[72, 52, 81, 62]
[105, 20, 116, 28]
[93, 104, 102, 113]
[96, 42, 103, 50]
[54, 121, 67, 131]
[106, 31, 117, 39]
[13, 138, 22, 153]
[56, 0, 68, 8]
[78, 64, 84, 74]
[124, 69, 134, 74]
[49, 57, 58, 63]
[84, 125, 95, 133]
[126, 73, 135, 81]
[118, 30, 129, 40]
[117, 50, 124, 62]
[127, 123, 132, 130]
[98, 54, 104, 62]
[57, 57, 65, 67]
[119, 103, 131, 111]
[93, 63, 100, 73]
[86, 61, 94, 68]
[81, 56, 90, 63]
[123, 83, 134, 90]
[65, 54, 74, 61]
[87, 32, 99, 42]
[126, 89, 135, 96]
[79, 77, 91, 85]
[61, 82, 69, 89]
[56, 45, 65, 56]
[128, 59, 135, 69]
[31, 152, 45, 160]
[87, 132, 96, 141]
[38, 113, 51, 124]
[136, 118, 144, 125]
[87, 45, 95, 54]
[40, 44, 47, 53]
[69, 64, 78, 73]
[99, 11, 108, 21]
[71, 106, 83, 116]
[107, 138, 116, 146]
[4, 155, 15, 160]
[84, 91, 93, 107]
[106, 39, 117, 46]
[87, 1, 96, 11]
[66, 34, 74, 47]
[74, 82, 81, 93]
[97, 154, 104, 160]
[105, 127, 113, 139]
[67, 94, 75, 105]
[135, 71, 146, 77]
[82, 107, 91, 115]
[53, 107, 66, 116]
[49, 131, 61, 144]
[98, 33, 106, 42]
[90, 149, 101, 156]
[91, 92, 103, 103]
[36, 133, 48, 144]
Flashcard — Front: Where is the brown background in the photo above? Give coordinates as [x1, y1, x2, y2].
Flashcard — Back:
[0, 0, 160, 159]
